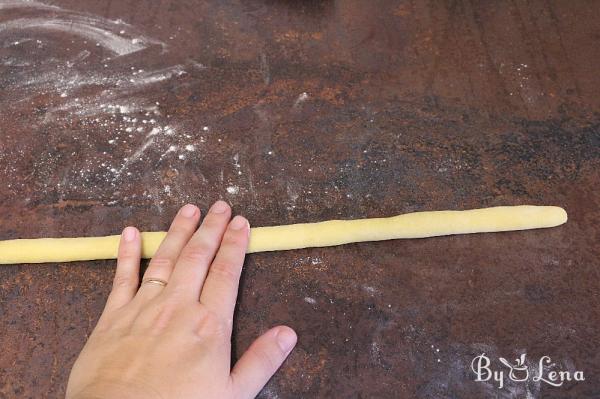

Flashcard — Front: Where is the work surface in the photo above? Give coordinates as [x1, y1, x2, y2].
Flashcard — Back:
[0, 1, 599, 397]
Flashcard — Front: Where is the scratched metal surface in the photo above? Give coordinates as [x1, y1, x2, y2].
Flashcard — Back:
[0, 1, 599, 398]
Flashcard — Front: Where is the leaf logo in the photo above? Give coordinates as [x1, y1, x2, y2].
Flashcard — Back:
[499, 354, 529, 382]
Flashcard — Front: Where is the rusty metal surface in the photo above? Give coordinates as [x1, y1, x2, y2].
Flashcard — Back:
[0, 0, 599, 397]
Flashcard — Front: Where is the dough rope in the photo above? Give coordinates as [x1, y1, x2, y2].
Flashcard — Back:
[0, 205, 567, 264]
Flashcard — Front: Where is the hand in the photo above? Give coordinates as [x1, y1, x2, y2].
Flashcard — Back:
[66, 201, 297, 399]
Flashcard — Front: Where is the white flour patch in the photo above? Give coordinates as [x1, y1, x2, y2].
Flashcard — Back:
[42, 67, 184, 120]
[293, 91, 309, 108]
[0, 1, 205, 209]
[232, 153, 242, 175]
[158, 145, 178, 162]
[259, 387, 280, 399]
[17, 69, 103, 94]
[119, 136, 155, 173]
[303, 297, 317, 305]
[121, 126, 175, 165]
[226, 185, 239, 195]
[0, 0, 58, 10]
[1, 1, 175, 122]
[49, 99, 160, 120]
[0, 17, 147, 56]
[66, 49, 91, 67]
[370, 341, 382, 364]
[285, 182, 299, 210]
[0, 0, 164, 56]
[362, 285, 379, 295]
[128, 66, 186, 86]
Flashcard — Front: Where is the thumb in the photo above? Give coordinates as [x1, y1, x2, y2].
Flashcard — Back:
[230, 326, 297, 398]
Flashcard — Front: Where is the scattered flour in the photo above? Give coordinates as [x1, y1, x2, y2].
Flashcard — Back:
[0, 17, 148, 56]
[0, 1, 59, 11]
[303, 297, 317, 305]
[226, 185, 239, 195]
[0, 0, 210, 209]
[293, 91, 309, 108]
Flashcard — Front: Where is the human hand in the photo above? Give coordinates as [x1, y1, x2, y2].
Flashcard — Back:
[66, 201, 297, 399]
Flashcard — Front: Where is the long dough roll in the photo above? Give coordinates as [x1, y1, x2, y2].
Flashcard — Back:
[0, 205, 567, 264]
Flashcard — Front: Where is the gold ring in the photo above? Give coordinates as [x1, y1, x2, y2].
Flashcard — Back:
[141, 278, 168, 287]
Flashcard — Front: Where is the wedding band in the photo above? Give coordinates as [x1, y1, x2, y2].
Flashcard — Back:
[141, 278, 168, 287]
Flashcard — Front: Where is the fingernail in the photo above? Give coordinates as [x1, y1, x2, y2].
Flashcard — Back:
[180, 204, 197, 218]
[122, 226, 137, 242]
[230, 215, 247, 230]
[211, 200, 229, 214]
[275, 328, 297, 353]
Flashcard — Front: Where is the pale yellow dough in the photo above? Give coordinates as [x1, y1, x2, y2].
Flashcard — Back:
[0, 205, 567, 264]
